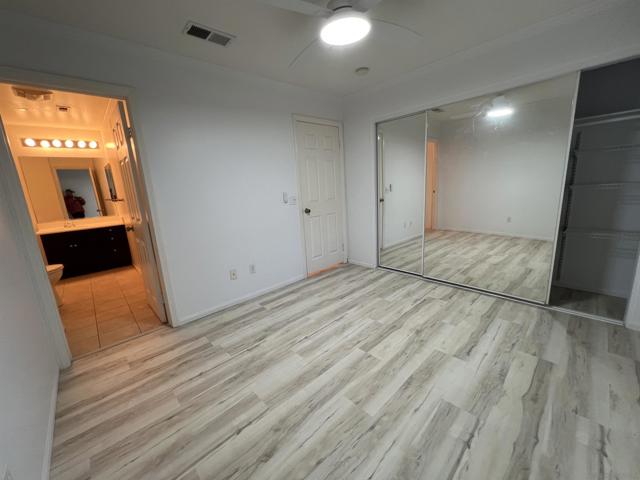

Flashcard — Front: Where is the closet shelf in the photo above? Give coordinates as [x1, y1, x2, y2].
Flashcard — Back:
[569, 181, 640, 188]
[575, 144, 640, 153]
[574, 109, 640, 127]
[561, 228, 640, 238]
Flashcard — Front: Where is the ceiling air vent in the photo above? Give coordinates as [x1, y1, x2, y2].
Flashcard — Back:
[184, 21, 234, 47]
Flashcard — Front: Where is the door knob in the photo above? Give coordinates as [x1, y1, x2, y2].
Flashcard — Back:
[304, 208, 311, 214]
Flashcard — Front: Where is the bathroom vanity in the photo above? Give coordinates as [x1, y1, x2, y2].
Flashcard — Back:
[41, 224, 132, 278]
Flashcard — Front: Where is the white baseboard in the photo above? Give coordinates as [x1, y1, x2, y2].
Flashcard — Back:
[348, 259, 376, 269]
[175, 274, 306, 326]
[42, 368, 59, 480]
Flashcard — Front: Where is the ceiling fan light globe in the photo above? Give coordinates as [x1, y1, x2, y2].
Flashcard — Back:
[320, 11, 371, 46]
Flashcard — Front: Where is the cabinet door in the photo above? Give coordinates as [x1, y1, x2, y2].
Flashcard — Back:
[42, 231, 95, 278]
[91, 226, 132, 270]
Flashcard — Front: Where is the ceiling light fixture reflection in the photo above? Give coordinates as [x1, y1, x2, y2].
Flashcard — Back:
[65, 139, 75, 148]
[486, 107, 514, 118]
[88, 140, 98, 149]
[51, 139, 62, 148]
[486, 95, 514, 118]
[320, 9, 371, 46]
[77, 140, 87, 148]
[24, 138, 36, 147]
[40, 139, 51, 148]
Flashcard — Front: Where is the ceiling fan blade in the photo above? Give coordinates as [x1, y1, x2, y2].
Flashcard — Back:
[255, 0, 331, 16]
[288, 38, 319, 68]
[449, 112, 480, 120]
[352, 0, 384, 12]
[370, 18, 423, 40]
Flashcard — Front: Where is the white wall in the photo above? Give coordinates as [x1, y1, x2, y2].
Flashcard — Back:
[0, 11, 342, 325]
[343, 0, 640, 267]
[0, 175, 59, 479]
[379, 114, 425, 248]
[434, 87, 575, 241]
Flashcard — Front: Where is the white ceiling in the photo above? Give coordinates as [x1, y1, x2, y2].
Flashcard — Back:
[0, 83, 111, 129]
[0, 0, 598, 95]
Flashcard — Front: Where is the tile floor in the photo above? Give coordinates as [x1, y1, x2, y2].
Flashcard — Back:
[56, 266, 165, 357]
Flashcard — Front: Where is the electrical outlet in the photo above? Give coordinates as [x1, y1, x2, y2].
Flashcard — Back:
[229, 269, 238, 281]
[249, 264, 256, 274]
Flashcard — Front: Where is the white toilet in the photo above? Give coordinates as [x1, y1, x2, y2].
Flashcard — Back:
[46, 264, 64, 306]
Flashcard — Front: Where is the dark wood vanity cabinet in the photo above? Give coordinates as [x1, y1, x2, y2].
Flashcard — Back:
[41, 225, 132, 278]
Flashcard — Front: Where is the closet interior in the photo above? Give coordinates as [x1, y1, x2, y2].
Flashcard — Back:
[550, 58, 640, 321]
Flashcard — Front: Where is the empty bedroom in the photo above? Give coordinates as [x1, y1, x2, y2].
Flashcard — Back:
[0, 0, 639, 479]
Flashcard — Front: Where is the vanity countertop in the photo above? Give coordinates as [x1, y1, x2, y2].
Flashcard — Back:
[37, 217, 125, 235]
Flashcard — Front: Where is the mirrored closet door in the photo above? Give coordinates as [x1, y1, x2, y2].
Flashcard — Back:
[377, 73, 580, 304]
[421, 73, 579, 302]
[377, 112, 427, 274]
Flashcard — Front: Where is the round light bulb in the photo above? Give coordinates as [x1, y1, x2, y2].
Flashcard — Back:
[89, 140, 98, 149]
[40, 139, 51, 148]
[24, 138, 36, 147]
[51, 139, 62, 148]
[320, 11, 371, 46]
[65, 139, 74, 148]
[77, 140, 87, 148]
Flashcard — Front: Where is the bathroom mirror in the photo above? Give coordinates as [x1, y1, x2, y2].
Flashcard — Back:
[377, 112, 426, 274]
[56, 168, 104, 219]
[421, 73, 579, 302]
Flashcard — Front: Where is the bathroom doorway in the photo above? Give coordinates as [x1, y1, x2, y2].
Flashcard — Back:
[0, 76, 169, 358]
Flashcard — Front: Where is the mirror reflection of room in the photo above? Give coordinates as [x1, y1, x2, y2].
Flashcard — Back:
[0, 84, 165, 357]
[377, 112, 426, 274]
[422, 73, 578, 302]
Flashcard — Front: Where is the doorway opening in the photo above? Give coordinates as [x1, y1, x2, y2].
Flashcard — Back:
[0, 82, 169, 357]
[424, 139, 438, 231]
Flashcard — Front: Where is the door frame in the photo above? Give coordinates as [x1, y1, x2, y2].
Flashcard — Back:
[425, 140, 438, 231]
[292, 114, 348, 276]
[0, 66, 174, 366]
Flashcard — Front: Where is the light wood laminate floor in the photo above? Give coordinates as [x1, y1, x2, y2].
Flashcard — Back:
[380, 230, 554, 302]
[52, 265, 640, 480]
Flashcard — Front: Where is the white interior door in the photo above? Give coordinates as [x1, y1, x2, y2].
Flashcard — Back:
[295, 120, 346, 275]
[118, 101, 167, 322]
[118, 155, 141, 268]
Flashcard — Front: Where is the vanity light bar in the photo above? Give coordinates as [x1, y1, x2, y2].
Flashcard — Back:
[22, 138, 99, 149]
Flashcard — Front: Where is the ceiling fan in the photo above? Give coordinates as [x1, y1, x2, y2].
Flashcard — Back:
[256, 0, 423, 67]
